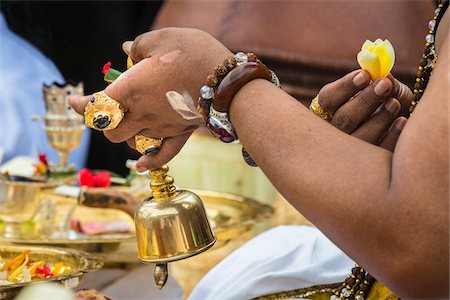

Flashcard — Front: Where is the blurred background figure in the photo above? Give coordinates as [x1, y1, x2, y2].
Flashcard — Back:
[0, 11, 89, 169]
[0, 1, 163, 175]
[153, 0, 432, 110]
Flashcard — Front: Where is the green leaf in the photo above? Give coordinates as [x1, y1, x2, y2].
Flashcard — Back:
[104, 68, 122, 82]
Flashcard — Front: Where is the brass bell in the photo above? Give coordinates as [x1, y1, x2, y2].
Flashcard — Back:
[134, 165, 216, 289]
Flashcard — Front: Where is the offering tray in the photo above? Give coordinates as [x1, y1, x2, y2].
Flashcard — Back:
[194, 189, 273, 243]
[0, 244, 102, 300]
[0, 232, 135, 246]
[130, 188, 273, 245]
[0, 207, 135, 252]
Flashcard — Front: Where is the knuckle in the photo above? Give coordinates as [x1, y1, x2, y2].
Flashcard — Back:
[125, 139, 135, 149]
[356, 90, 378, 108]
[372, 110, 395, 127]
[318, 83, 333, 110]
[130, 35, 144, 57]
[103, 130, 125, 143]
[332, 112, 356, 133]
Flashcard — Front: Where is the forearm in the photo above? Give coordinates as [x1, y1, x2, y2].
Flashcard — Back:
[229, 77, 448, 297]
[230, 79, 394, 248]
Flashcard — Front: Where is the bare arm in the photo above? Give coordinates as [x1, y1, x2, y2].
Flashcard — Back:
[230, 16, 449, 299]
[68, 16, 448, 298]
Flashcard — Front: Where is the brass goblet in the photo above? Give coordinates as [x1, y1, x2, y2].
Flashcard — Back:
[34, 82, 86, 173]
[43, 115, 85, 172]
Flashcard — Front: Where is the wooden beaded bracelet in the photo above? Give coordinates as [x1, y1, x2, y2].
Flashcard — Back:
[197, 52, 261, 124]
[197, 52, 280, 166]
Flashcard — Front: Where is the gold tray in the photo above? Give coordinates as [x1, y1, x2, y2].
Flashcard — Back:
[0, 244, 102, 300]
[0, 207, 135, 252]
[0, 232, 135, 245]
[194, 189, 273, 242]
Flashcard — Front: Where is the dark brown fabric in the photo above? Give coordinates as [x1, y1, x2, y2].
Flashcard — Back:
[153, 0, 434, 104]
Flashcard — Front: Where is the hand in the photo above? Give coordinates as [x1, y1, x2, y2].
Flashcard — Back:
[315, 69, 413, 151]
[69, 28, 232, 170]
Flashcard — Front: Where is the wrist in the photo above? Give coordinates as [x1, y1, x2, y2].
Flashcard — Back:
[196, 51, 281, 166]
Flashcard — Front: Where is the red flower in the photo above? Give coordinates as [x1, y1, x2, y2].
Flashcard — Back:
[102, 61, 112, 75]
[78, 168, 111, 188]
[79, 168, 95, 187]
[38, 153, 48, 166]
[34, 153, 50, 175]
[93, 171, 111, 188]
[36, 265, 54, 278]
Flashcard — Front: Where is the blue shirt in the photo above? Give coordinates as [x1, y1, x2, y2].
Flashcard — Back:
[0, 13, 90, 169]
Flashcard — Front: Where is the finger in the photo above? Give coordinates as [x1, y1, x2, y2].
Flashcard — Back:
[122, 41, 133, 56]
[129, 30, 162, 62]
[103, 112, 144, 143]
[102, 58, 157, 143]
[387, 74, 414, 116]
[318, 69, 371, 114]
[68, 94, 91, 115]
[351, 98, 401, 144]
[331, 77, 394, 133]
[134, 133, 191, 171]
[379, 117, 407, 152]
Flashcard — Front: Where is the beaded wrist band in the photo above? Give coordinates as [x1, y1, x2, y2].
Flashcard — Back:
[197, 52, 280, 166]
[197, 52, 261, 123]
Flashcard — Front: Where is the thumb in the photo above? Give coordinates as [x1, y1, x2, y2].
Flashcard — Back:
[68, 94, 91, 116]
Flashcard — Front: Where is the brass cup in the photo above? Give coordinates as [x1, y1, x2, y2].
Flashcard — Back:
[0, 179, 49, 238]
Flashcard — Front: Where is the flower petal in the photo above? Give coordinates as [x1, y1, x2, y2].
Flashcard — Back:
[361, 40, 374, 51]
[357, 49, 381, 80]
[373, 39, 395, 77]
[373, 38, 384, 45]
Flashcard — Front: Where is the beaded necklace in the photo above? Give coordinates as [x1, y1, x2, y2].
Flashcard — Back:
[332, 2, 449, 300]
[410, 0, 449, 113]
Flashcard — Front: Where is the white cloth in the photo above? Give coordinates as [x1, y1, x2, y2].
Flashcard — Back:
[189, 225, 354, 300]
[0, 13, 89, 169]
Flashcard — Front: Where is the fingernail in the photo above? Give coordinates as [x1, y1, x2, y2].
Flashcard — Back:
[385, 98, 400, 113]
[374, 79, 390, 96]
[353, 72, 369, 87]
[135, 165, 147, 173]
[395, 117, 407, 130]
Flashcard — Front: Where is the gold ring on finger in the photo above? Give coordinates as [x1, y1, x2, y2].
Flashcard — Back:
[309, 95, 333, 121]
[135, 133, 163, 155]
[84, 91, 125, 131]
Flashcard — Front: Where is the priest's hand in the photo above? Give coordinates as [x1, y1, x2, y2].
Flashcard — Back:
[69, 28, 232, 171]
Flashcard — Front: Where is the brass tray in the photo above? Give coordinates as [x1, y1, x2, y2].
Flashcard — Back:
[194, 189, 273, 242]
[0, 207, 135, 252]
[0, 232, 135, 245]
[0, 244, 103, 300]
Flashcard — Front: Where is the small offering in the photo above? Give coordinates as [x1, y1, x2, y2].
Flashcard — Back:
[357, 38, 395, 80]
[0, 250, 72, 285]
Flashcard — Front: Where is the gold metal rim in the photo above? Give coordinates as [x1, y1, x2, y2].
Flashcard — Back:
[0, 233, 135, 245]
[137, 237, 217, 264]
[0, 245, 103, 295]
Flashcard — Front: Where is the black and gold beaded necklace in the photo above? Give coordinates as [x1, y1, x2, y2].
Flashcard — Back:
[410, 0, 449, 113]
